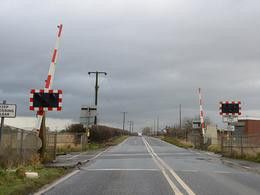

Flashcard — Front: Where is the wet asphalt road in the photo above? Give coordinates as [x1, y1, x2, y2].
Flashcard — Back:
[43, 136, 260, 195]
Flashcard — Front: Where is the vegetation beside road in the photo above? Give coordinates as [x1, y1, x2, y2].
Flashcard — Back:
[0, 165, 69, 195]
[222, 150, 260, 163]
[88, 135, 128, 150]
[56, 135, 128, 154]
[0, 135, 129, 195]
[161, 136, 193, 149]
[0, 123, 130, 195]
[207, 144, 222, 154]
[162, 135, 260, 164]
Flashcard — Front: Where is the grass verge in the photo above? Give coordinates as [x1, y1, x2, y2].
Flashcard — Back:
[161, 136, 193, 149]
[88, 135, 129, 149]
[57, 135, 129, 154]
[207, 145, 222, 154]
[0, 165, 70, 195]
[222, 151, 260, 163]
[0, 136, 129, 194]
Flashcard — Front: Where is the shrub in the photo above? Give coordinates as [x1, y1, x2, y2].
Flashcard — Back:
[89, 125, 127, 142]
[207, 145, 221, 154]
[65, 124, 85, 133]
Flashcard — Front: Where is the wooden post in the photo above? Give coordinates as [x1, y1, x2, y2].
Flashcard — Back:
[81, 135, 83, 151]
[221, 134, 224, 155]
[39, 114, 46, 160]
[240, 135, 243, 157]
[53, 131, 57, 161]
[230, 135, 233, 156]
[20, 129, 24, 162]
[194, 136, 197, 149]
[0, 100, 6, 144]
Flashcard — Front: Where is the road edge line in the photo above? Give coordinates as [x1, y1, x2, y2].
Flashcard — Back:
[34, 170, 80, 195]
[35, 146, 112, 195]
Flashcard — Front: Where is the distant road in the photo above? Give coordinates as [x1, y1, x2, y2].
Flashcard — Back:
[42, 136, 260, 195]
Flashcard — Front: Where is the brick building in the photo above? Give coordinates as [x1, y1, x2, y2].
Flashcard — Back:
[234, 117, 260, 136]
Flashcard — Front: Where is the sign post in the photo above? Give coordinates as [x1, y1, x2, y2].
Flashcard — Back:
[80, 106, 97, 128]
[219, 101, 241, 132]
[80, 105, 97, 148]
[0, 100, 17, 144]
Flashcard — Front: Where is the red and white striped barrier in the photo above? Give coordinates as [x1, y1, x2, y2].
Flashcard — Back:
[34, 24, 63, 131]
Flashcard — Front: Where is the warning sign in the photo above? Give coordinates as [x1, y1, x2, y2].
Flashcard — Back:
[0, 104, 16, 118]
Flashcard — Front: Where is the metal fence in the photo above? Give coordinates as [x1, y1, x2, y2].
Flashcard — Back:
[166, 129, 260, 158]
[0, 127, 89, 167]
[0, 126, 40, 167]
[221, 134, 260, 157]
[46, 132, 88, 160]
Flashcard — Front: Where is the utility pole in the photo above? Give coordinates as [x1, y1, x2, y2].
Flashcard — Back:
[129, 121, 132, 133]
[128, 121, 134, 133]
[88, 71, 107, 125]
[153, 119, 156, 136]
[122, 112, 127, 133]
[157, 116, 159, 136]
[0, 100, 6, 144]
[179, 104, 182, 130]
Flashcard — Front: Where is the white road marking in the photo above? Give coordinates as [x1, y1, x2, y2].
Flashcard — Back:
[35, 145, 113, 195]
[214, 171, 231, 174]
[67, 137, 129, 160]
[88, 146, 112, 161]
[102, 153, 150, 157]
[67, 153, 81, 160]
[180, 170, 198, 173]
[34, 170, 80, 195]
[242, 166, 251, 169]
[142, 137, 183, 195]
[143, 137, 196, 195]
[117, 137, 129, 147]
[84, 168, 160, 171]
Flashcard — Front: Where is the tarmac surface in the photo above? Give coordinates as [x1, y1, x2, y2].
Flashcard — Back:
[41, 136, 260, 195]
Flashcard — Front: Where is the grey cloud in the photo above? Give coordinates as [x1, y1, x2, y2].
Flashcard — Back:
[1, 0, 260, 129]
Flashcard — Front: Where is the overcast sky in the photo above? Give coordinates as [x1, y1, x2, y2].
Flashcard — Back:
[1, 0, 260, 130]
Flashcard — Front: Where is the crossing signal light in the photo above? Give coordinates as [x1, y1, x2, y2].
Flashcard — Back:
[29, 89, 62, 111]
[219, 101, 241, 115]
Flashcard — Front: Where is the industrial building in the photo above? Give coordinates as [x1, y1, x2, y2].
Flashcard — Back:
[234, 117, 260, 136]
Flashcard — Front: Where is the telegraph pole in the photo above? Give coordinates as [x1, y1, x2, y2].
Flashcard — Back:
[128, 121, 133, 133]
[153, 119, 156, 136]
[122, 112, 127, 133]
[179, 104, 182, 130]
[0, 100, 6, 144]
[128, 121, 132, 133]
[88, 71, 107, 125]
[157, 116, 159, 136]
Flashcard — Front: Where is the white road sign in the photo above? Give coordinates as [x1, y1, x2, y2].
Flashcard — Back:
[80, 105, 97, 127]
[0, 104, 16, 118]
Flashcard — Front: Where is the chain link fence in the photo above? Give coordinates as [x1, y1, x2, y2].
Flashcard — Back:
[46, 132, 88, 160]
[221, 133, 260, 157]
[0, 126, 40, 167]
[165, 128, 260, 159]
[0, 127, 89, 166]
